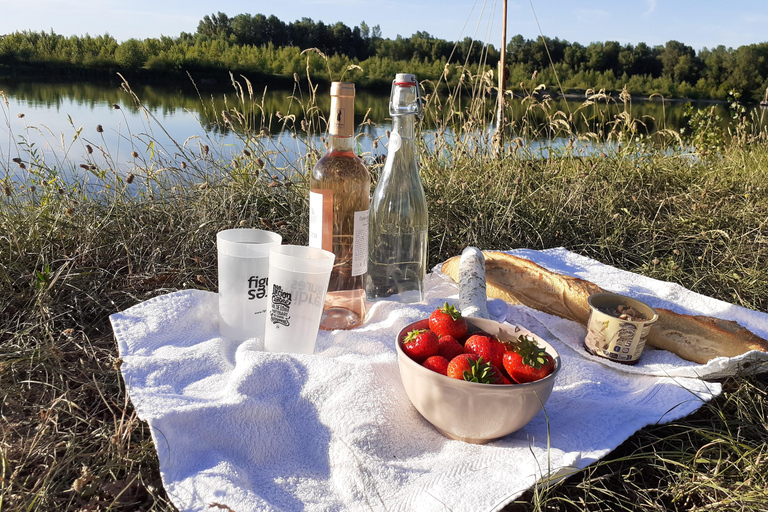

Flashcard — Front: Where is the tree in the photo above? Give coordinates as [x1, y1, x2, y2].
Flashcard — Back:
[659, 40, 700, 83]
[114, 38, 147, 68]
[196, 12, 232, 40]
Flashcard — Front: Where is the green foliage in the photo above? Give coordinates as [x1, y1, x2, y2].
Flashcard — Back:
[2, 13, 768, 101]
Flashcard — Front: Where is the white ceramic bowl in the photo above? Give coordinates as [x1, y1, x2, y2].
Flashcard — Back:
[396, 317, 561, 444]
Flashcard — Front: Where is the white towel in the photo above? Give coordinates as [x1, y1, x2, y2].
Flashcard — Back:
[110, 248, 768, 512]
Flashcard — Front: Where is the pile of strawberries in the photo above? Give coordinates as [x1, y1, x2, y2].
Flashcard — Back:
[402, 302, 555, 384]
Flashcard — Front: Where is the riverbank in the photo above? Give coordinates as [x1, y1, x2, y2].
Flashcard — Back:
[2, 60, 762, 106]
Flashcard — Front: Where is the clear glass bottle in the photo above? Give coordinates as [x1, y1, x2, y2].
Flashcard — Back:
[309, 82, 370, 330]
[367, 74, 428, 303]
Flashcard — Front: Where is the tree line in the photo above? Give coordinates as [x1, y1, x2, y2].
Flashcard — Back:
[1, 12, 767, 102]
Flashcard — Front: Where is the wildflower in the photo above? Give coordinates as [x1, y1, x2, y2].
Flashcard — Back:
[80, 164, 89, 170]
[12, 157, 21, 164]
[131, 151, 139, 158]
[243, 149, 251, 157]
[203, 145, 209, 155]
[17, 113, 24, 118]
[86, 144, 93, 154]
[126, 173, 135, 184]
[255, 158, 264, 168]
[96, 124, 104, 133]
[181, 161, 187, 169]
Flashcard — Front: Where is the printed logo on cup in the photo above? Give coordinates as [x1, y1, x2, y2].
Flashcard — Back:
[248, 276, 268, 299]
[270, 284, 292, 327]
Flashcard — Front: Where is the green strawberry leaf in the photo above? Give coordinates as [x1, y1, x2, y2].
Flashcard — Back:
[515, 335, 549, 370]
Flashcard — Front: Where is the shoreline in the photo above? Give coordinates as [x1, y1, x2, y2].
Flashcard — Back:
[0, 64, 756, 106]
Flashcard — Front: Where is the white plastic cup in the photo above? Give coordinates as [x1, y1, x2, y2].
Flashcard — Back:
[217, 228, 282, 341]
[264, 245, 335, 354]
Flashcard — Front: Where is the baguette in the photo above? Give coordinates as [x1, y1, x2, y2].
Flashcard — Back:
[441, 250, 768, 363]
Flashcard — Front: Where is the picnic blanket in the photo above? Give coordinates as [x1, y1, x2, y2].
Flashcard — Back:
[109, 248, 768, 512]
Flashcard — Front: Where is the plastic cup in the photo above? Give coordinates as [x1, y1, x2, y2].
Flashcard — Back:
[264, 245, 335, 354]
[217, 228, 282, 341]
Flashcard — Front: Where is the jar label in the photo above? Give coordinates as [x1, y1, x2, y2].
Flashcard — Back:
[584, 312, 651, 363]
[351, 209, 369, 276]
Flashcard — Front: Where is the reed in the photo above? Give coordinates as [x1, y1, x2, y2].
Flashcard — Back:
[1, 70, 767, 510]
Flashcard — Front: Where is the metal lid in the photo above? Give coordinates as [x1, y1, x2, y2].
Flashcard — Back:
[394, 73, 417, 86]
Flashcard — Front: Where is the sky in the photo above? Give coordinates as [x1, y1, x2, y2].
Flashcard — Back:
[1, 0, 767, 51]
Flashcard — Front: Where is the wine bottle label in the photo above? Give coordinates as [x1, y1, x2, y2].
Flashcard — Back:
[351, 209, 369, 277]
[309, 189, 333, 253]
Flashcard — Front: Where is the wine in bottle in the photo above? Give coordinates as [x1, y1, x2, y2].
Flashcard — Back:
[309, 82, 370, 329]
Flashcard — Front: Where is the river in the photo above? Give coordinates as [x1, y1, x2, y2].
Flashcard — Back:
[0, 77, 753, 187]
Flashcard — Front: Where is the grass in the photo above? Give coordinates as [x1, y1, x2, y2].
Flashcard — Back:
[2, 70, 768, 511]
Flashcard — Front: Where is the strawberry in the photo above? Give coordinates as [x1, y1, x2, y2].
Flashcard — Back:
[437, 334, 465, 361]
[422, 355, 450, 376]
[402, 329, 439, 363]
[428, 302, 468, 340]
[446, 354, 503, 384]
[503, 335, 555, 384]
[464, 333, 506, 369]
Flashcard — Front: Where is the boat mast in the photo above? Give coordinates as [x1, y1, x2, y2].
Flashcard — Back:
[495, 0, 508, 151]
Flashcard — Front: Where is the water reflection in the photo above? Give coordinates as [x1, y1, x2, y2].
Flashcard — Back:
[0, 78, 758, 186]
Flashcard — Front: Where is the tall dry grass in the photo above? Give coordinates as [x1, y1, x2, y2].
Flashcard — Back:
[1, 69, 768, 510]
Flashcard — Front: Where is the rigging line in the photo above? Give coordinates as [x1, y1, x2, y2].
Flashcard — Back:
[528, 0, 572, 117]
[469, 0, 495, 102]
[424, 0, 478, 113]
[468, 0, 501, 117]
[442, 0, 487, 116]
